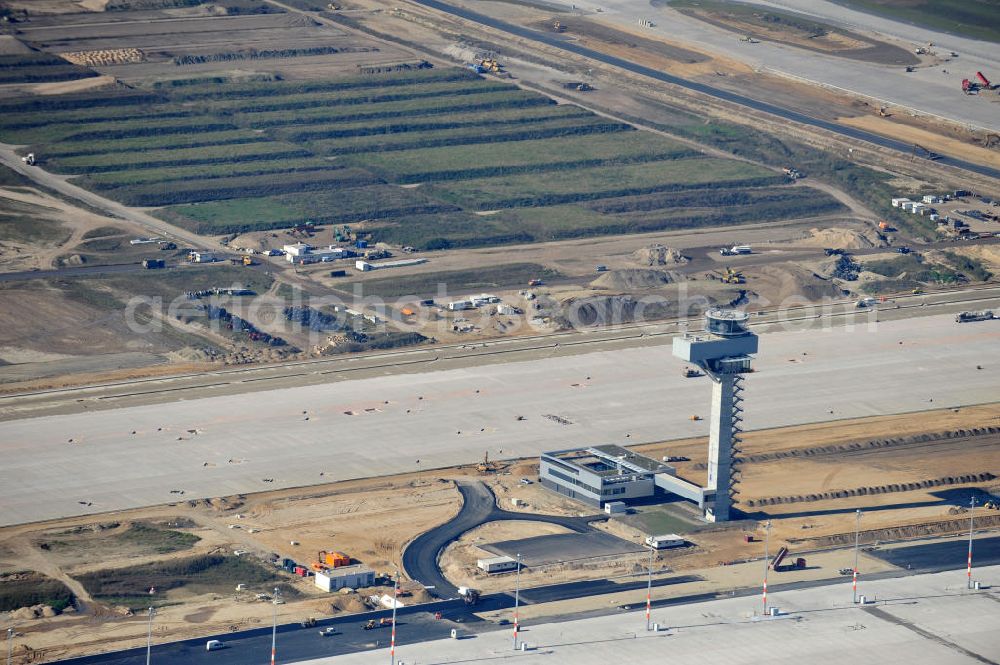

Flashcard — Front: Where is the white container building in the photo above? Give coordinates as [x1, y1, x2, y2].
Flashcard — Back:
[314, 564, 375, 592]
[645, 534, 686, 550]
[477, 556, 519, 574]
[604, 501, 627, 515]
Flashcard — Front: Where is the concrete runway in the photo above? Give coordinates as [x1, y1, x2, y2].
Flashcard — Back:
[0, 313, 998, 526]
[551, 0, 1000, 133]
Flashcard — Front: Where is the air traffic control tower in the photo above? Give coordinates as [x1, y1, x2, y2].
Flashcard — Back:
[673, 309, 758, 522]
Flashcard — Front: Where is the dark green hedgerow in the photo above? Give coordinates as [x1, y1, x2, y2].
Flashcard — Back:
[164, 67, 478, 101]
[101, 168, 377, 206]
[310, 118, 631, 155]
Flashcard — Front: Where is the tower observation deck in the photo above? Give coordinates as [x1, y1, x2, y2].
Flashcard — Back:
[673, 309, 758, 522]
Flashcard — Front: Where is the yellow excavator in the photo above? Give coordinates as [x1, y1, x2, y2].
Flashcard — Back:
[720, 267, 745, 284]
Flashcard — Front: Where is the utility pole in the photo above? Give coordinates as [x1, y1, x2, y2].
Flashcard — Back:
[145, 607, 156, 665]
[513, 553, 522, 650]
[762, 520, 771, 615]
[389, 571, 399, 665]
[270, 587, 279, 665]
[967, 496, 976, 590]
[6, 627, 12, 665]
[645, 542, 654, 631]
[853, 509, 862, 604]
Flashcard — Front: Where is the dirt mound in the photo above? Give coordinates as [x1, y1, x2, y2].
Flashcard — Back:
[631, 244, 689, 266]
[62, 49, 145, 66]
[329, 594, 368, 614]
[591, 269, 676, 290]
[58, 254, 86, 266]
[745, 264, 843, 304]
[799, 227, 882, 249]
[11, 604, 57, 620]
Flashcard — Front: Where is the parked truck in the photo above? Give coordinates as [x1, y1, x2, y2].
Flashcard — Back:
[956, 310, 994, 323]
[719, 245, 752, 256]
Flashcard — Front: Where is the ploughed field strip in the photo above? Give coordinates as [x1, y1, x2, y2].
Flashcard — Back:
[0, 67, 842, 247]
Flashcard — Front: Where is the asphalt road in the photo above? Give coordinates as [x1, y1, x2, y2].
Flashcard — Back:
[0, 262, 169, 283]
[410, 0, 1000, 180]
[53, 535, 994, 664]
[54, 601, 478, 665]
[870, 535, 1000, 574]
[401, 481, 604, 597]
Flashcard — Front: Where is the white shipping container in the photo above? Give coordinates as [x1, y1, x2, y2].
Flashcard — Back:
[477, 556, 519, 573]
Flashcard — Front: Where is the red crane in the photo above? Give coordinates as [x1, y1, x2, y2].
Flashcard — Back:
[976, 71, 991, 88]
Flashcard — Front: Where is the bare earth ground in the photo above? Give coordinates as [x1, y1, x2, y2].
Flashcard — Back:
[0, 471, 465, 662]
[3, 402, 995, 659]
[840, 115, 1000, 170]
[0, 186, 143, 273]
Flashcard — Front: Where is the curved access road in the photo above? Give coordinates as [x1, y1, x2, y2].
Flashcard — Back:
[410, 0, 1000, 181]
[401, 480, 604, 598]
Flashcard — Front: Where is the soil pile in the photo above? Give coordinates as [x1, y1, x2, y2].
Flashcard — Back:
[631, 243, 689, 266]
[591, 268, 676, 290]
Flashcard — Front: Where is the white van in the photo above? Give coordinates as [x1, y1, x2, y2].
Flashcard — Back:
[206, 639, 224, 651]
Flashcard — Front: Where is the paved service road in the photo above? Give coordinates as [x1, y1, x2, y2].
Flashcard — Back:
[870, 535, 1000, 574]
[411, 0, 1000, 180]
[402, 481, 604, 597]
[0, 262, 173, 283]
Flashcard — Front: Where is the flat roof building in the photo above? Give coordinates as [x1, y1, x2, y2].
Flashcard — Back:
[540, 445, 682, 508]
[314, 564, 375, 592]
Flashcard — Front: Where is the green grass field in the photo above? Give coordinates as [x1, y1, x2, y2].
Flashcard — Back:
[428, 158, 780, 209]
[829, 0, 1000, 43]
[0, 65, 824, 249]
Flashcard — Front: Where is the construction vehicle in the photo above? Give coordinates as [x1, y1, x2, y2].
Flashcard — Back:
[552, 20, 566, 32]
[20, 153, 35, 166]
[301, 617, 317, 628]
[905, 66, 915, 72]
[878, 106, 888, 117]
[527, 279, 543, 286]
[681, 366, 702, 378]
[458, 586, 480, 605]
[771, 546, 789, 570]
[363, 618, 393, 630]
[242, 255, 254, 266]
[956, 310, 994, 323]
[715, 267, 745, 284]
[576, 82, 593, 91]
[478, 58, 502, 74]
[910, 143, 941, 161]
[476, 451, 496, 474]
[782, 167, 801, 180]
[976, 71, 991, 88]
